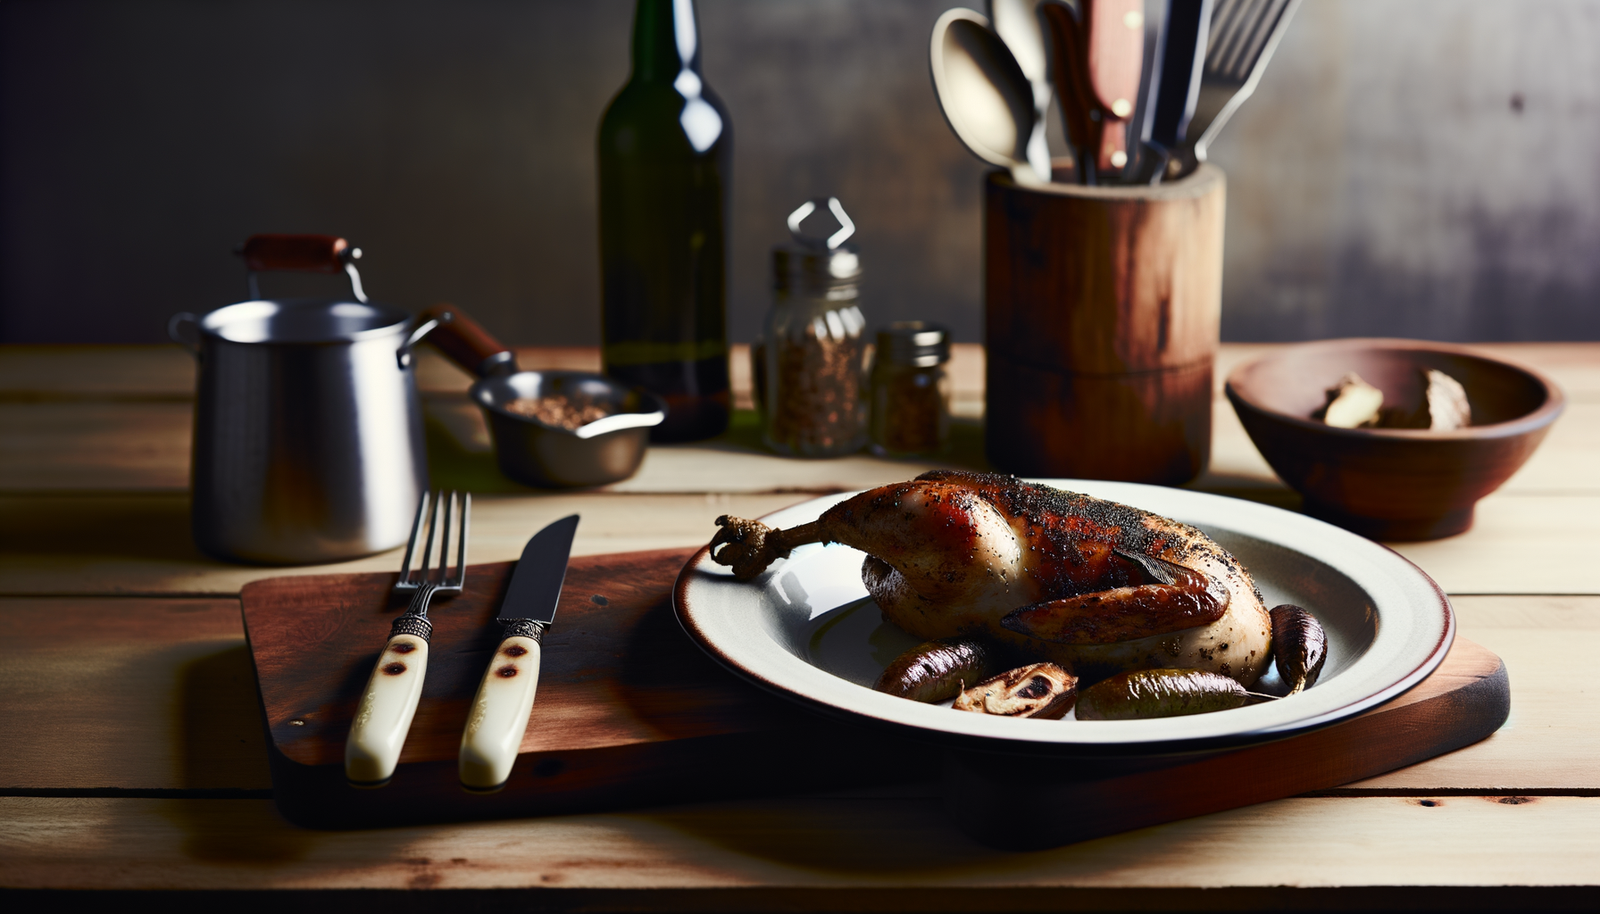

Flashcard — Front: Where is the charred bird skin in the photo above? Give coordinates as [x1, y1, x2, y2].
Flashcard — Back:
[1269, 604, 1328, 694]
[1000, 550, 1230, 644]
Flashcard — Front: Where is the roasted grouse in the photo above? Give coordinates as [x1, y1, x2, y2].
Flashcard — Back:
[709, 470, 1271, 684]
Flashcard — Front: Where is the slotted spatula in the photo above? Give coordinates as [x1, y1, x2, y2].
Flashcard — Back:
[1178, 0, 1303, 175]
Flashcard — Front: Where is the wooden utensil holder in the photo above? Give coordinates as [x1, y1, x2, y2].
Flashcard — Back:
[985, 165, 1225, 484]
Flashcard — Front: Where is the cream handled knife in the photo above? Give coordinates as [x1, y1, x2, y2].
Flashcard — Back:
[459, 513, 579, 792]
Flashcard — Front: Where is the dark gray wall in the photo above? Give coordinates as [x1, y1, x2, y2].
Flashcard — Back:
[3, 0, 1598, 346]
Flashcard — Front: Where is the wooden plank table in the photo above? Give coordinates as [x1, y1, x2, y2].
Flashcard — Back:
[2, 342, 1597, 910]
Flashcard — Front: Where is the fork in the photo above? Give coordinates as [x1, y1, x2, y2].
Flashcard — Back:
[345, 490, 471, 787]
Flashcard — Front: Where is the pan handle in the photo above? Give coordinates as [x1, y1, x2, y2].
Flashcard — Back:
[236, 234, 368, 303]
[417, 304, 518, 378]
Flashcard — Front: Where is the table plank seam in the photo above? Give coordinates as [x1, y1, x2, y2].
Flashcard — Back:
[0, 788, 273, 799]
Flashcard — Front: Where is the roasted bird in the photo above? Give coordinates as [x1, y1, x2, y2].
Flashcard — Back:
[710, 470, 1272, 684]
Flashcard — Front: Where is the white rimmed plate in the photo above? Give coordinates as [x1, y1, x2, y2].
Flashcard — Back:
[673, 480, 1454, 755]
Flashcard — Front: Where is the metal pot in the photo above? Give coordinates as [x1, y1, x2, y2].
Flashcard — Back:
[169, 235, 437, 564]
[417, 305, 665, 488]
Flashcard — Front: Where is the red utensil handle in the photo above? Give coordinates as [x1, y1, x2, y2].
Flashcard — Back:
[1040, 1, 1099, 171]
[418, 304, 518, 378]
[238, 234, 353, 274]
[1084, 0, 1145, 172]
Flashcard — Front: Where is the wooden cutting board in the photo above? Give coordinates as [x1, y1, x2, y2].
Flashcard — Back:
[241, 548, 1509, 845]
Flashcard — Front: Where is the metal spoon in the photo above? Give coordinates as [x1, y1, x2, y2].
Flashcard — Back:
[930, 7, 1050, 186]
[987, 0, 1053, 181]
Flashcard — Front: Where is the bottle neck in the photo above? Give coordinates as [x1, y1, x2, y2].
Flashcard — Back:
[632, 0, 702, 83]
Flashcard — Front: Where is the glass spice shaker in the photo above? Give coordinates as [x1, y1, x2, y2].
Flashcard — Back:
[761, 197, 867, 457]
[868, 321, 951, 457]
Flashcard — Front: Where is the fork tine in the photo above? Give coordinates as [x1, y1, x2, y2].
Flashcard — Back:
[437, 490, 455, 584]
[419, 490, 441, 582]
[452, 492, 471, 587]
[398, 491, 431, 587]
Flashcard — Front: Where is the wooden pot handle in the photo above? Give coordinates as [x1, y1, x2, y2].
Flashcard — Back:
[238, 234, 351, 273]
[418, 304, 518, 378]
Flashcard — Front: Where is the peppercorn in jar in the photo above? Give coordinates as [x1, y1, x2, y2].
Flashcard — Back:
[868, 321, 951, 457]
[759, 197, 867, 457]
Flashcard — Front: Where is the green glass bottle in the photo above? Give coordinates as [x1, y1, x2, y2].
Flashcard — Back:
[597, 0, 732, 442]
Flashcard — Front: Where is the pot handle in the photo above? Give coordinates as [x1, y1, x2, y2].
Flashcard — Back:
[167, 312, 201, 358]
[396, 317, 441, 370]
[236, 234, 367, 303]
[417, 304, 518, 378]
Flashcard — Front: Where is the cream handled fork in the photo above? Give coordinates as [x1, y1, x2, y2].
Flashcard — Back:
[345, 490, 471, 787]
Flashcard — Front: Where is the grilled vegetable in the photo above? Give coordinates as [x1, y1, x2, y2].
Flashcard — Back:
[875, 637, 1000, 703]
[1318, 373, 1384, 428]
[1076, 668, 1263, 720]
[952, 663, 1077, 719]
[1270, 604, 1328, 694]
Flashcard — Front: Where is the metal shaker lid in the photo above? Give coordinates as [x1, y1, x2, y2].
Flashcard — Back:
[773, 196, 860, 289]
[876, 321, 950, 368]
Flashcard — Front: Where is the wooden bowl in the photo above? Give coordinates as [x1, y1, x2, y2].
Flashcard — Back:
[1225, 339, 1564, 540]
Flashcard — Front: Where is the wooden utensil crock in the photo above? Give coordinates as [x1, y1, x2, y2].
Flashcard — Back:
[985, 165, 1225, 484]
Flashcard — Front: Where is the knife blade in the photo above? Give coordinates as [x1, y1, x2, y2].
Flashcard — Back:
[458, 513, 579, 792]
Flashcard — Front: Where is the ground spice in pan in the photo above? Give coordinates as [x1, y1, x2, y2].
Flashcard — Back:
[504, 394, 611, 431]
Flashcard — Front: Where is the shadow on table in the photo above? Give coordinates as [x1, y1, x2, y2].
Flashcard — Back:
[163, 643, 311, 863]
[0, 492, 219, 564]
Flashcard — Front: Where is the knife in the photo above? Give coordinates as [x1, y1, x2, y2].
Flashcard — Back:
[1138, 0, 1213, 184]
[1082, 0, 1146, 175]
[1039, 0, 1096, 183]
[458, 513, 580, 792]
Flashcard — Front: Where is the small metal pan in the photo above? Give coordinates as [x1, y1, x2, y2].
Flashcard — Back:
[420, 305, 665, 488]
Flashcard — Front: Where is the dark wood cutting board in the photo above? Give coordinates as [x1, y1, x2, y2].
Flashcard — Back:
[241, 548, 1509, 844]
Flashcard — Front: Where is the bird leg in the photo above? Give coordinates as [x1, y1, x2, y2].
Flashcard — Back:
[710, 515, 823, 580]
[1000, 551, 1231, 644]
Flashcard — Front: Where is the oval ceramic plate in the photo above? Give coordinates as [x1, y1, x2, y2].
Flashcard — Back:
[673, 480, 1454, 755]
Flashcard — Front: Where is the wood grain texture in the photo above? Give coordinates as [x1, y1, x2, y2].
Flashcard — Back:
[0, 492, 806, 597]
[1350, 598, 1600, 791]
[243, 549, 915, 827]
[12, 385, 1586, 498]
[4, 491, 1598, 598]
[4, 795, 1598, 894]
[0, 344, 197, 401]
[986, 167, 1225, 374]
[237, 547, 1506, 835]
[5, 342, 1590, 402]
[1226, 339, 1565, 539]
[945, 638, 1508, 849]
[986, 358, 1211, 483]
[2, 345, 1589, 499]
[3, 594, 1592, 796]
[984, 167, 1225, 483]
[0, 597, 270, 790]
